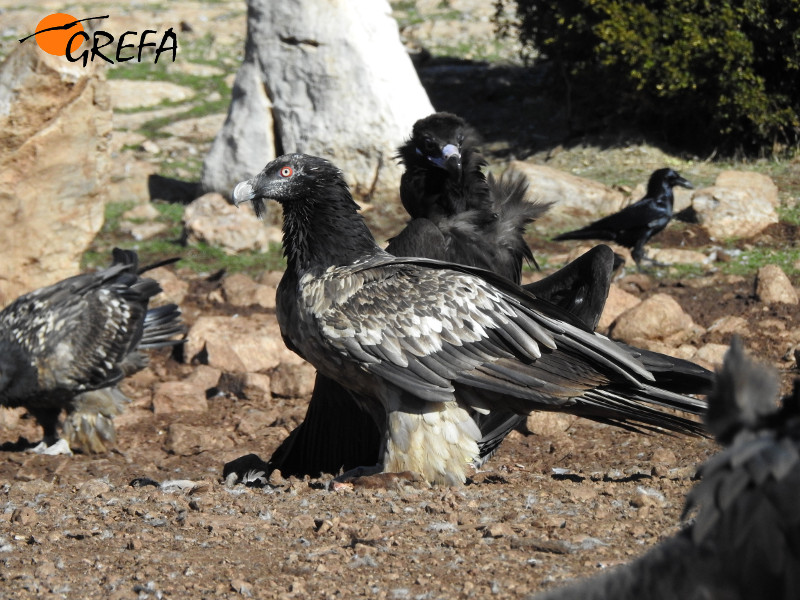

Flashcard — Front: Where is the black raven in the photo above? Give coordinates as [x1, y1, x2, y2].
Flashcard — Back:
[533, 339, 800, 600]
[234, 153, 707, 485]
[0, 249, 185, 453]
[553, 168, 693, 266]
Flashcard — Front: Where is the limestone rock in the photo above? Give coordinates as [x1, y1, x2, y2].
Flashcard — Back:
[525, 412, 577, 438]
[610, 294, 699, 345]
[107, 80, 193, 110]
[184, 365, 223, 391]
[161, 114, 226, 140]
[152, 381, 209, 414]
[145, 267, 189, 306]
[0, 42, 112, 304]
[708, 315, 749, 336]
[236, 408, 280, 436]
[270, 362, 317, 398]
[506, 162, 627, 233]
[222, 272, 276, 309]
[242, 373, 273, 402]
[185, 314, 303, 373]
[755, 264, 798, 305]
[597, 285, 641, 334]
[183, 192, 281, 254]
[649, 248, 708, 265]
[218, 372, 273, 402]
[690, 171, 779, 239]
[119, 221, 169, 241]
[691, 343, 730, 369]
[201, 0, 434, 200]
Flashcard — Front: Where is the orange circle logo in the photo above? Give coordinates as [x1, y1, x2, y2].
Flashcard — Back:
[34, 13, 85, 56]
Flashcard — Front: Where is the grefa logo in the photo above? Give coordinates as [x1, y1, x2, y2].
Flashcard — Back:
[19, 13, 177, 66]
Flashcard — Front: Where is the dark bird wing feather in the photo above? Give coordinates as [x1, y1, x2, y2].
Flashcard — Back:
[0, 248, 185, 452]
[534, 340, 800, 600]
[291, 253, 705, 438]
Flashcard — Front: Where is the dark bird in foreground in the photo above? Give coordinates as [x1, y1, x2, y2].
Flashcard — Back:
[234, 153, 708, 485]
[553, 168, 693, 266]
[533, 339, 800, 600]
[262, 112, 584, 479]
[0, 249, 186, 453]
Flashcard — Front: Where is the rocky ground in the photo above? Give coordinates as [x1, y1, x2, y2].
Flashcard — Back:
[2, 1, 800, 599]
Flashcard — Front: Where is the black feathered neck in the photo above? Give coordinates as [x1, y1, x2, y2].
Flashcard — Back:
[257, 155, 381, 273]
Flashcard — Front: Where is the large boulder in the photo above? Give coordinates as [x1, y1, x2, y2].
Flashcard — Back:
[0, 42, 112, 305]
[506, 162, 628, 233]
[201, 0, 434, 201]
[689, 170, 779, 240]
[183, 192, 281, 254]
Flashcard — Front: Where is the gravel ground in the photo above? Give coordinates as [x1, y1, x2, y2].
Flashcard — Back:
[3, 261, 799, 599]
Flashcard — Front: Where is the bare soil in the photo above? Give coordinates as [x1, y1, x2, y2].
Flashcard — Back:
[2, 250, 799, 599]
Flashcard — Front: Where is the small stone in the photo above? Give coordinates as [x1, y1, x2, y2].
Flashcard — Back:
[152, 381, 209, 414]
[755, 264, 799, 305]
[484, 523, 514, 538]
[222, 273, 276, 309]
[597, 285, 641, 333]
[119, 221, 168, 241]
[610, 293, 698, 344]
[140, 140, 161, 154]
[270, 362, 317, 398]
[77, 478, 112, 499]
[692, 343, 730, 368]
[650, 447, 677, 464]
[11, 507, 37, 525]
[525, 412, 576, 438]
[146, 267, 190, 305]
[268, 469, 286, 486]
[288, 514, 316, 531]
[236, 409, 279, 436]
[184, 365, 222, 391]
[650, 248, 708, 265]
[183, 193, 281, 254]
[630, 487, 666, 508]
[33, 559, 56, 580]
[708, 315, 749, 335]
[185, 315, 301, 373]
[122, 203, 161, 221]
[127, 538, 143, 550]
[230, 578, 254, 597]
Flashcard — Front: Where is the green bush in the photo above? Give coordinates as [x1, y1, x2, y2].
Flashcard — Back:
[494, 0, 800, 155]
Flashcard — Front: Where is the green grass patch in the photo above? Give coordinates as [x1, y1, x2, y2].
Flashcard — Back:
[661, 262, 707, 279]
[392, 1, 426, 27]
[83, 200, 285, 277]
[778, 201, 800, 227]
[180, 242, 286, 274]
[101, 201, 138, 233]
[83, 238, 285, 277]
[720, 247, 800, 278]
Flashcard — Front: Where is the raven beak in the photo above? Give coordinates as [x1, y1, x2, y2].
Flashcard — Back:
[427, 143, 462, 179]
[675, 176, 694, 190]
